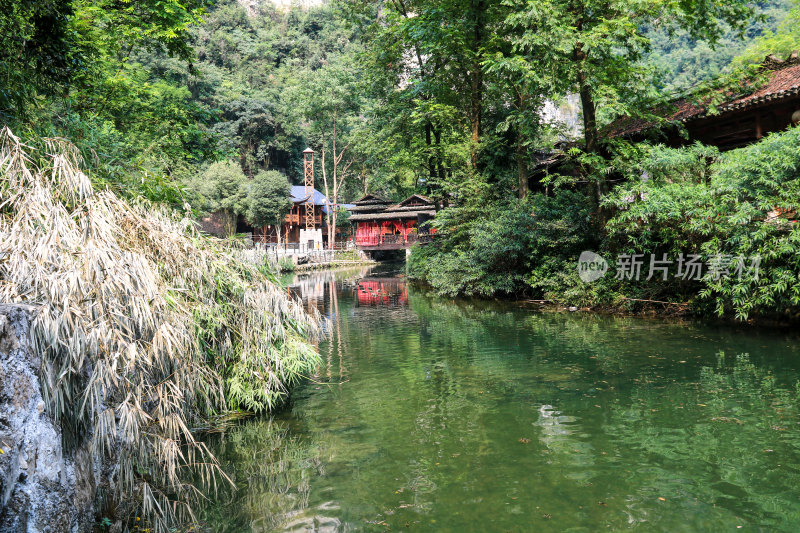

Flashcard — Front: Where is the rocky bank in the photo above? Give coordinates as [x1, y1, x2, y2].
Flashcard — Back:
[0, 304, 96, 533]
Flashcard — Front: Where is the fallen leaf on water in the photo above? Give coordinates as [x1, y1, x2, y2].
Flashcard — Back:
[519, 438, 531, 444]
[658, 497, 666, 502]
[711, 417, 743, 425]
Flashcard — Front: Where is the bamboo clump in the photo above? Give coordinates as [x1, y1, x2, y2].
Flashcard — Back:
[0, 128, 322, 531]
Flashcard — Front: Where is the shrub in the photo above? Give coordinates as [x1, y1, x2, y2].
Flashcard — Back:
[606, 129, 800, 318]
[409, 191, 592, 298]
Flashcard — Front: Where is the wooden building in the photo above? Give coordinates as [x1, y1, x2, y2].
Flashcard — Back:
[350, 194, 437, 250]
[608, 52, 800, 150]
[252, 186, 351, 245]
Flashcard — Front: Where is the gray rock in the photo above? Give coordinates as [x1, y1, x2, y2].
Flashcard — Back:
[0, 304, 97, 533]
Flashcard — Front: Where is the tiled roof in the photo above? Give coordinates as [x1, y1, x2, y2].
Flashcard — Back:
[290, 185, 328, 206]
[350, 209, 436, 222]
[608, 53, 800, 137]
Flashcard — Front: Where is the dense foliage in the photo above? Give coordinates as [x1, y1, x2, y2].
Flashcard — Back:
[408, 191, 592, 297]
[411, 126, 800, 320]
[607, 128, 800, 319]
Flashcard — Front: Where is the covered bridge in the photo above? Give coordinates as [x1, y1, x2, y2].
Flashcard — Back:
[350, 194, 437, 250]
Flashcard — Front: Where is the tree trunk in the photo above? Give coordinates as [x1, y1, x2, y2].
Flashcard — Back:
[517, 139, 528, 199]
[516, 91, 529, 199]
[573, 12, 598, 154]
[321, 143, 333, 250]
[331, 115, 338, 250]
[574, 40, 606, 225]
[470, 0, 485, 169]
[425, 121, 436, 184]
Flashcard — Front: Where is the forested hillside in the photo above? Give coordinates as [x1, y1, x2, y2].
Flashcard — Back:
[646, 0, 794, 94]
[5, 0, 797, 207]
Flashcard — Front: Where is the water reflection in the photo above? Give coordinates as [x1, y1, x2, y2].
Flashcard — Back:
[202, 266, 800, 532]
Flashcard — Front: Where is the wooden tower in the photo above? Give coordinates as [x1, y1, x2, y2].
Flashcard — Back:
[303, 148, 315, 230]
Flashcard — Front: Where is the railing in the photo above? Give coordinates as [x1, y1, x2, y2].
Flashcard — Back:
[278, 213, 323, 225]
[381, 234, 405, 245]
[251, 238, 357, 251]
[277, 247, 366, 264]
[354, 232, 434, 247]
[418, 233, 434, 244]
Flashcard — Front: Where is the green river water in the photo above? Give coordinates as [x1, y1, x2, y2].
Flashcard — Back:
[201, 265, 800, 532]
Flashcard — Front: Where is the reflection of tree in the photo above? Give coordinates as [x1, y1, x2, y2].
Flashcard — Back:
[203, 272, 800, 532]
[200, 419, 328, 533]
[603, 353, 800, 530]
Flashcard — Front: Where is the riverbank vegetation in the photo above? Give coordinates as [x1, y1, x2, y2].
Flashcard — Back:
[0, 130, 321, 529]
[397, 0, 800, 321]
[410, 128, 800, 320]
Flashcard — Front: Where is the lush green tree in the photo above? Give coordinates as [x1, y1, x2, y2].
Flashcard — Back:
[508, 0, 754, 149]
[345, 0, 512, 199]
[193, 160, 248, 237]
[503, 0, 755, 222]
[246, 170, 293, 228]
[288, 49, 364, 246]
[0, 0, 75, 117]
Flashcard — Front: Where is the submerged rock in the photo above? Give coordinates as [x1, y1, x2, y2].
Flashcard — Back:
[0, 304, 97, 533]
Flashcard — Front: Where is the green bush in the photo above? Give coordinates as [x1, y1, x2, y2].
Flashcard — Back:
[409, 191, 593, 298]
[414, 128, 800, 320]
[606, 128, 800, 318]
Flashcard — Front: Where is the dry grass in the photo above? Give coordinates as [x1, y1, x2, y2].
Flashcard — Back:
[0, 128, 322, 531]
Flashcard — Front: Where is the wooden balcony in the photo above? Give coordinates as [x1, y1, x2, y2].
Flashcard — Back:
[284, 213, 323, 226]
[356, 232, 433, 250]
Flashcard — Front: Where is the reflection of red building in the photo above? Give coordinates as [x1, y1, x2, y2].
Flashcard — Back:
[356, 279, 408, 307]
[350, 194, 436, 250]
